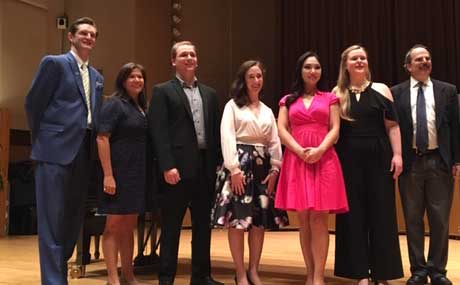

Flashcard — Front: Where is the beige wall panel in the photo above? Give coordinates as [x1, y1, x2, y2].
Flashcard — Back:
[450, 179, 460, 236]
[177, 0, 280, 109]
[0, 109, 11, 236]
[135, 0, 171, 93]
[65, 0, 136, 95]
[180, 0, 231, 107]
[230, 0, 280, 110]
[396, 181, 460, 236]
[2, 0, 48, 129]
[0, 1, 4, 114]
[14, 0, 47, 8]
[45, 0, 65, 54]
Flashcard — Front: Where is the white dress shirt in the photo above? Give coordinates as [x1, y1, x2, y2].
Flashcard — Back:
[410, 76, 438, 150]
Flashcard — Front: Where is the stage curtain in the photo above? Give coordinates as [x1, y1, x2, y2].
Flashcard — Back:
[280, 0, 460, 99]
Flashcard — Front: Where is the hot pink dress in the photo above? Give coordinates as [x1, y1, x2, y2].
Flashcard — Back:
[275, 92, 349, 212]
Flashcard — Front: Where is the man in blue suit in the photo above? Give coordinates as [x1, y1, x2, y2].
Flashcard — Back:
[25, 17, 104, 285]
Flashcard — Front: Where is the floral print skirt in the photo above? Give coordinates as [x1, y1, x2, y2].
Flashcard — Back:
[211, 144, 289, 230]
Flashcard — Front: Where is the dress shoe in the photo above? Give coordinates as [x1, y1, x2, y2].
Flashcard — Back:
[430, 275, 452, 285]
[158, 280, 174, 285]
[406, 274, 427, 285]
[190, 276, 224, 285]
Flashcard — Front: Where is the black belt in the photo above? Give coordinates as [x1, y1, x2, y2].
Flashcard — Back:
[413, 148, 438, 156]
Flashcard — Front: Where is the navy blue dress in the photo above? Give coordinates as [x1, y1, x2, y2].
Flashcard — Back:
[98, 96, 147, 214]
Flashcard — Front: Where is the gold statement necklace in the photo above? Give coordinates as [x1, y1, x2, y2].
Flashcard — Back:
[348, 81, 370, 101]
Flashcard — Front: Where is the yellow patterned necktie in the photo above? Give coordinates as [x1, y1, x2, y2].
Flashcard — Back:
[81, 63, 92, 126]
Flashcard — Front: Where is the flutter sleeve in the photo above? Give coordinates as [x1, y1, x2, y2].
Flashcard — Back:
[220, 100, 241, 175]
[373, 91, 399, 122]
[278, 94, 291, 107]
[328, 92, 340, 105]
[98, 97, 124, 134]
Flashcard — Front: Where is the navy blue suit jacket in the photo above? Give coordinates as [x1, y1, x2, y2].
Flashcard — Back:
[25, 52, 104, 165]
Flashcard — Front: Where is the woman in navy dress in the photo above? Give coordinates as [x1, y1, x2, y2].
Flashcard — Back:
[97, 63, 148, 285]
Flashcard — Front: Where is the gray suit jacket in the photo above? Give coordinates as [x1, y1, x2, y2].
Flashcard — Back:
[391, 79, 460, 172]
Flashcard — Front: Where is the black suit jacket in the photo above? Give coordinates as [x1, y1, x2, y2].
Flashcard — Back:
[148, 77, 221, 181]
[391, 79, 460, 173]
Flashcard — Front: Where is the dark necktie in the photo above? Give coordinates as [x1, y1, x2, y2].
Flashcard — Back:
[416, 82, 428, 152]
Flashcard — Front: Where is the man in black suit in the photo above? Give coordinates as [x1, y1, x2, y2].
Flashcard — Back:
[148, 41, 222, 285]
[392, 44, 460, 285]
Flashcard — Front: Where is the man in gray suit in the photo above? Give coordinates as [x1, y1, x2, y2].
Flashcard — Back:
[392, 44, 460, 285]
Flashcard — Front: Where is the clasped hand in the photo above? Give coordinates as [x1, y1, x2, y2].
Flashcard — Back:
[230, 172, 246, 195]
[297, 146, 324, 164]
[231, 170, 278, 196]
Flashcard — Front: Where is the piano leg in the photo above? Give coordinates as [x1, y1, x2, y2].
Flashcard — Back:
[94, 235, 101, 259]
[133, 212, 160, 267]
[137, 214, 145, 256]
[69, 227, 86, 279]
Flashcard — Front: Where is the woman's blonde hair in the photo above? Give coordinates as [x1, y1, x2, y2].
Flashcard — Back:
[334, 45, 371, 120]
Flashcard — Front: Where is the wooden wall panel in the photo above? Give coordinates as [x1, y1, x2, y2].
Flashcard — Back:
[450, 179, 460, 236]
[0, 109, 11, 236]
[324, 182, 460, 238]
[181, 182, 460, 238]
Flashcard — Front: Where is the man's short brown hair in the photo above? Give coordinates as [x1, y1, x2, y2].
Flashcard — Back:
[170, 41, 196, 60]
[69, 17, 98, 37]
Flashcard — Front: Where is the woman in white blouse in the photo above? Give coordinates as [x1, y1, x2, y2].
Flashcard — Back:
[211, 60, 289, 285]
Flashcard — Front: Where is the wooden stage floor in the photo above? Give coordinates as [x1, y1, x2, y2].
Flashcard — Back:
[1, 230, 459, 285]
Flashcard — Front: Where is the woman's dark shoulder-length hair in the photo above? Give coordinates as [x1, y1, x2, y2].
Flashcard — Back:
[230, 60, 265, 108]
[112, 62, 147, 110]
[285, 51, 326, 109]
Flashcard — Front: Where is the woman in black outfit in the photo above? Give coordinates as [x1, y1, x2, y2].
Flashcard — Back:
[97, 63, 148, 285]
[333, 45, 404, 285]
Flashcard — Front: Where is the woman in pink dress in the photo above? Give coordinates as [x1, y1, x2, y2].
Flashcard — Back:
[275, 51, 348, 285]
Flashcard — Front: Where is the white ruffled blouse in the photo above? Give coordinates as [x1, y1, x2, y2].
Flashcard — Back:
[220, 99, 282, 175]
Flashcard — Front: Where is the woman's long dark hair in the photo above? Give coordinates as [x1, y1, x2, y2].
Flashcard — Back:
[113, 62, 147, 110]
[285, 51, 325, 109]
[230, 60, 265, 108]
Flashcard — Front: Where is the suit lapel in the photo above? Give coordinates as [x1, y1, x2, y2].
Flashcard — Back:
[433, 80, 444, 129]
[89, 67, 97, 114]
[198, 84, 209, 132]
[66, 53, 87, 105]
[172, 78, 193, 119]
[401, 81, 413, 131]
